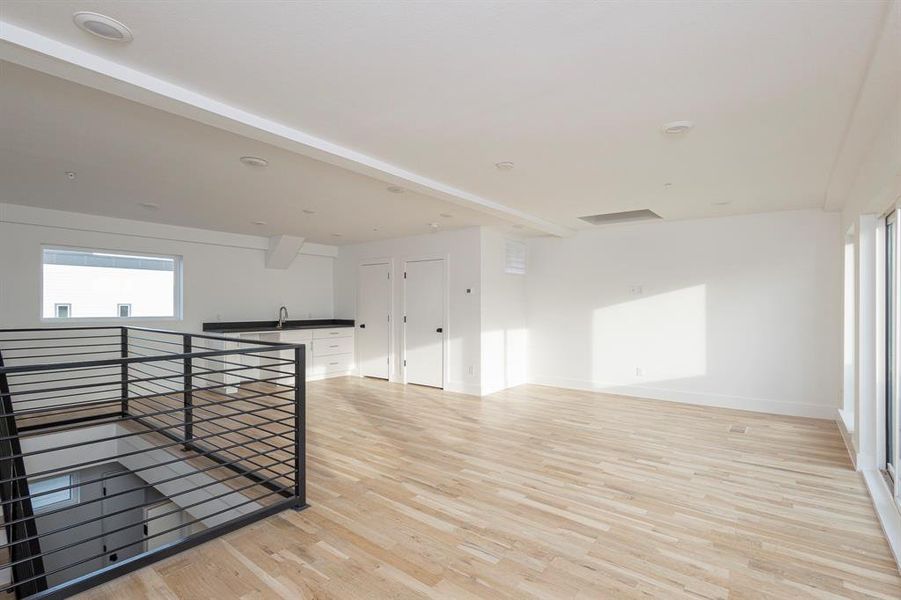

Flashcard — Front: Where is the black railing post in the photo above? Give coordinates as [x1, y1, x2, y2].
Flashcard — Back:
[183, 334, 193, 447]
[0, 351, 48, 598]
[293, 344, 306, 509]
[120, 327, 129, 416]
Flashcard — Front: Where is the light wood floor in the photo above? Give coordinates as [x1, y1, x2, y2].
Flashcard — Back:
[76, 377, 901, 599]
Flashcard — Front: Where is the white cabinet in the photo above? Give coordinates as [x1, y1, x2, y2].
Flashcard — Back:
[221, 327, 354, 389]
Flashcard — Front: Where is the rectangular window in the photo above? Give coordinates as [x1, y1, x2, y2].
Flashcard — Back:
[30, 473, 77, 512]
[42, 247, 182, 320]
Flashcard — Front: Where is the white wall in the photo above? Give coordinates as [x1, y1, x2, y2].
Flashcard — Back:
[480, 228, 528, 395]
[525, 210, 843, 418]
[334, 227, 482, 394]
[0, 204, 335, 332]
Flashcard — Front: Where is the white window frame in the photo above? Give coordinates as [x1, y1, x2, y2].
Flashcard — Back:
[40, 245, 184, 322]
[117, 303, 133, 318]
[30, 472, 79, 513]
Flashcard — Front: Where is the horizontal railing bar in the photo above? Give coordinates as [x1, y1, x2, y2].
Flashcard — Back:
[6, 360, 289, 415]
[3, 483, 292, 593]
[2, 358, 292, 405]
[9, 387, 295, 444]
[124, 374, 296, 429]
[0, 358, 283, 400]
[17, 411, 123, 433]
[3, 363, 119, 381]
[0, 333, 120, 342]
[125, 325, 297, 346]
[0, 341, 121, 352]
[3, 394, 295, 455]
[0, 343, 303, 375]
[6, 392, 294, 466]
[126, 357, 295, 398]
[127, 342, 295, 369]
[0, 326, 121, 333]
[1, 349, 121, 360]
[0, 424, 296, 514]
[125, 395, 295, 485]
[0, 449, 296, 554]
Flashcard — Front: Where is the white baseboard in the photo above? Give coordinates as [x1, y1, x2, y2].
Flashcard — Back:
[835, 409, 858, 469]
[444, 380, 482, 396]
[862, 469, 901, 573]
[528, 375, 837, 419]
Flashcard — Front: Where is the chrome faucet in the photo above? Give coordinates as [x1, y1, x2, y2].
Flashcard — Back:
[277, 306, 288, 329]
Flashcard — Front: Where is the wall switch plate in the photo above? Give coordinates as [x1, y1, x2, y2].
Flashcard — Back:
[630, 285, 643, 296]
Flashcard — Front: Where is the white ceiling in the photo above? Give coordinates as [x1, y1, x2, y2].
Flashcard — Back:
[0, 61, 518, 243]
[0, 1, 894, 239]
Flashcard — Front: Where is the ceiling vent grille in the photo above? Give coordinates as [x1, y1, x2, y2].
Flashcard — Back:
[578, 209, 662, 226]
[505, 240, 526, 275]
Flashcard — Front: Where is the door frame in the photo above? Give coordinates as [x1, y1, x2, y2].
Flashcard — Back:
[356, 258, 395, 381]
[401, 255, 449, 389]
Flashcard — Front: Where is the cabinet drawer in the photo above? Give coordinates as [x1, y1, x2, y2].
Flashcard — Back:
[312, 353, 353, 373]
[313, 337, 353, 357]
[278, 330, 313, 344]
[312, 327, 353, 340]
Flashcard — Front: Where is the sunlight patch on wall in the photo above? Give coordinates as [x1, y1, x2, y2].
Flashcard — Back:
[591, 284, 707, 385]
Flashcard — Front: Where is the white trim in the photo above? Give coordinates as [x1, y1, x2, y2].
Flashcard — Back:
[862, 469, 901, 573]
[1, 203, 338, 257]
[528, 375, 838, 419]
[837, 408, 859, 469]
[0, 23, 570, 238]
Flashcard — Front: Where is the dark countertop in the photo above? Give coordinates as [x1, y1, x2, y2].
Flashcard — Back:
[202, 319, 355, 334]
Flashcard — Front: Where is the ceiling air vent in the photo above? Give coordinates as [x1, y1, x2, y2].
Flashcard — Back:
[579, 209, 662, 226]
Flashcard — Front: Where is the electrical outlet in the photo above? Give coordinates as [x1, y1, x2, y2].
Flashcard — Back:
[630, 285, 643, 296]
[468, 365, 475, 376]
[635, 367, 644, 377]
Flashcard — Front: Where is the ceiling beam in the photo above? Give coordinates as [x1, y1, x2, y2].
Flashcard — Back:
[0, 21, 572, 237]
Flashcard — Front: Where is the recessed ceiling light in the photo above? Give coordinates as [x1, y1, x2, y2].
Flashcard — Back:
[331, 233, 342, 237]
[713, 200, 732, 206]
[440, 213, 453, 218]
[138, 202, 160, 210]
[662, 121, 694, 135]
[302, 209, 316, 215]
[65, 171, 76, 180]
[512, 224, 524, 230]
[73, 12, 133, 42]
[239, 156, 269, 168]
[372, 227, 379, 232]
[663, 182, 673, 188]
[386, 185, 405, 194]
[495, 161, 515, 171]
[252, 220, 266, 226]
[429, 223, 440, 230]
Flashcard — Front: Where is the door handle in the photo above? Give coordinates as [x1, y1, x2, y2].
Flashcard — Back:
[360, 324, 366, 328]
[436, 328, 443, 333]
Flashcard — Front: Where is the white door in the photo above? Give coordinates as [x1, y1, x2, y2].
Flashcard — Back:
[357, 263, 391, 379]
[404, 259, 445, 388]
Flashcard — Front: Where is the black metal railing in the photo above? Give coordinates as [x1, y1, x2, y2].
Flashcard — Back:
[0, 326, 306, 599]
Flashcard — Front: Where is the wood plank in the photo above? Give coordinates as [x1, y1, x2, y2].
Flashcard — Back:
[72, 377, 900, 599]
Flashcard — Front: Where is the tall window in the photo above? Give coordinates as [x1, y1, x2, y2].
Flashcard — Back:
[42, 247, 182, 320]
[886, 212, 897, 479]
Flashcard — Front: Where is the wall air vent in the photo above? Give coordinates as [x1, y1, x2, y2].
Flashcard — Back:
[578, 209, 662, 226]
